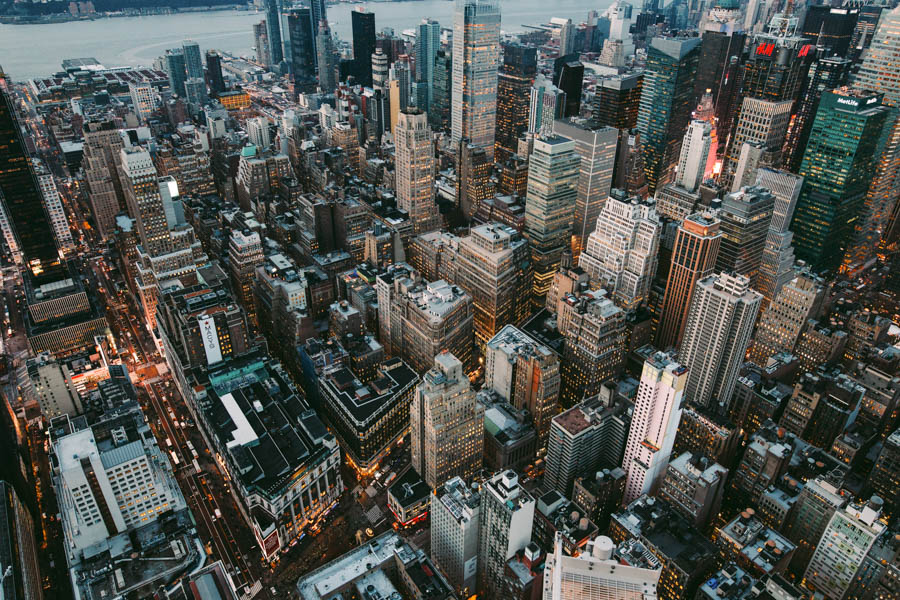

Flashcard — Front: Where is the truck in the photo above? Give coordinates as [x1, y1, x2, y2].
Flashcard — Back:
[169, 451, 180, 466]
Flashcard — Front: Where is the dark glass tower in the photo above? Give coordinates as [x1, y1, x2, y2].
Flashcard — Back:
[0, 78, 65, 284]
[165, 49, 187, 97]
[205, 50, 226, 95]
[801, 5, 860, 57]
[553, 54, 584, 118]
[287, 8, 316, 94]
[352, 8, 376, 87]
[309, 0, 328, 64]
[592, 72, 643, 129]
[695, 28, 746, 153]
[495, 43, 537, 162]
[791, 90, 893, 272]
[265, 0, 284, 66]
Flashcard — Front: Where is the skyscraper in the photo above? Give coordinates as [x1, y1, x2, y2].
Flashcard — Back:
[749, 271, 823, 366]
[524, 135, 580, 306]
[264, 0, 284, 66]
[287, 8, 316, 93]
[679, 272, 762, 412]
[205, 50, 225, 94]
[495, 43, 537, 162]
[578, 190, 661, 312]
[394, 108, 440, 234]
[416, 19, 440, 113]
[592, 73, 642, 130]
[675, 120, 712, 192]
[715, 185, 775, 284]
[755, 168, 803, 305]
[791, 89, 893, 272]
[457, 141, 492, 220]
[165, 48, 187, 97]
[254, 20, 271, 68]
[656, 212, 721, 350]
[316, 20, 336, 92]
[553, 55, 584, 118]
[431, 477, 480, 598]
[528, 75, 566, 136]
[351, 8, 375, 86]
[451, 0, 501, 159]
[637, 37, 702, 193]
[410, 352, 484, 488]
[82, 120, 125, 239]
[309, 0, 327, 63]
[228, 229, 264, 326]
[622, 351, 687, 503]
[182, 39, 203, 80]
[552, 119, 618, 263]
[431, 50, 451, 131]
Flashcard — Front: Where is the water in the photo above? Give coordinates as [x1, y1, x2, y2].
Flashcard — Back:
[0, 0, 611, 80]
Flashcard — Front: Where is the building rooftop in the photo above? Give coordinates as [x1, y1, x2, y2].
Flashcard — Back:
[320, 357, 418, 428]
[720, 510, 796, 575]
[388, 468, 432, 512]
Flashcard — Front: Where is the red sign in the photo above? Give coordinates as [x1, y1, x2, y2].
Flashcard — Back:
[798, 44, 813, 57]
[755, 42, 775, 56]
[262, 530, 280, 558]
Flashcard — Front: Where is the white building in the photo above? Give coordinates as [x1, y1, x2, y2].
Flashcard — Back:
[128, 81, 157, 124]
[35, 161, 75, 255]
[578, 191, 660, 311]
[431, 476, 481, 598]
[394, 108, 440, 234]
[622, 351, 686, 503]
[755, 168, 803, 304]
[247, 116, 271, 149]
[675, 120, 712, 192]
[478, 470, 536, 598]
[542, 535, 660, 599]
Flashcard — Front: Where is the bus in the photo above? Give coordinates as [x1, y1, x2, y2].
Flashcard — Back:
[165, 438, 173, 448]
[192, 459, 201, 474]
[169, 451, 180, 466]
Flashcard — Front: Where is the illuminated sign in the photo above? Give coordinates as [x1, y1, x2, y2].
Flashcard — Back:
[198, 315, 222, 365]
[837, 97, 860, 107]
[798, 44, 813, 57]
[263, 530, 280, 558]
[755, 42, 775, 56]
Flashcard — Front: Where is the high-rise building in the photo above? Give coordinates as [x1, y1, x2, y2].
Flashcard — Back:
[316, 20, 336, 92]
[451, 0, 501, 159]
[264, 0, 283, 66]
[431, 477, 481, 598]
[655, 212, 721, 350]
[129, 81, 157, 124]
[529, 75, 566, 136]
[544, 393, 630, 497]
[415, 18, 440, 113]
[394, 108, 440, 234]
[81, 120, 125, 239]
[553, 55, 584, 118]
[622, 351, 686, 503]
[182, 39, 203, 80]
[0, 481, 43, 600]
[715, 186, 775, 284]
[552, 119, 618, 262]
[524, 135, 580, 306]
[247, 116, 271, 149]
[309, 0, 327, 62]
[592, 73, 643, 130]
[782, 475, 847, 575]
[205, 49, 225, 94]
[477, 470, 536, 599]
[869, 430, 900, 517]
[749, 272, 823, 366]
[558, 289, 626, 407]
[495, 43, 537, 162]
[659, 452, 728, 531]
[410, 352, 484, 488]
[484, 324, 560, 450]
[228, 229, 264, 325]
[388, 55, 412, 130]
[431, 49, 452, 131]
[542, 535, 662, 600]
[792, 89, 893, 272]
[372, 47, 388, 90]
[722, 98, 793, 191]
[351, 8, 375, 86]
[579, 190, 660, 312]
[755, 168, 803, 305]
[165, 48, 187, 96]
[637, 37, 702, 193]
[254, 20, 271, 68]
[558, 19, 576, 56]
[457, 141, 492, 220]
[680, 273, 761, 412]
[287, 8, 316, 93]
[675, 120, 712, 192]
[802, 5, 860, 57]
[804, 497, 887, 600]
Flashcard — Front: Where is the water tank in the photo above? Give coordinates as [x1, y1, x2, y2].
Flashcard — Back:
[592, 536, 615, 560]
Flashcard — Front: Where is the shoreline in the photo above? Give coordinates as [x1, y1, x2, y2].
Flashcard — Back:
[0, 4, 256, 25]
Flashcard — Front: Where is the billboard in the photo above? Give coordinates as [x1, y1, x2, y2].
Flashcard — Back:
[198, 316, 222, 364]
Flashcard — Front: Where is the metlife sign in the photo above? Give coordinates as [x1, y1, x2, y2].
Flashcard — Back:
[198, 316, 223, 365]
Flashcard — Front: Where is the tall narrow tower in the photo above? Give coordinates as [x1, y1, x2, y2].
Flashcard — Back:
[394, 109, 440, 234]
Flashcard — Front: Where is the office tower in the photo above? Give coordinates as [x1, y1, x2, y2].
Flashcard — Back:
[484, 325, 560, 449]
[34, 162, 74, 255]
[558, 19, 576, 55]
[183, 77, 206, 108]
[529, 75, 566, 136]
[431, 50, 451, 131]
[477, 470, 535, 599]
[544, 394, 630, 497]
[451, 0, 501, 159]
[756, 168, 802, 304]
[680, 273, 762, 412]
[578, 190, 661, 312]
[165, 48, 187, 96]
[308, 0, 327, 60]
[182, 39, 203, 80]
[675, 121, 712, 192]
[351, 8, 375, 86]
[394, 108, 440, 234]
[804, 498, 887, 599]
[456, 225, 532, 344]
[801, 5, 860, 57]
[715, 186, 775, 284]
[781, 476, 847, 575]
[388, 55, 412, 130]
[254, 20, 270, 68]
[552, 120, 618, 262]
[749, 272, 823, 365]
[82, 120, 125, 239]
[205, 50, 225, 94]
[613, 130, 649, 199]
[524, 136, 580, 306]
[783, 57, 851, 173]
[870, 430, 900, 517]
[371, 47, 388, 90]
[457, 141, 492, 220]
[416, 18, 440, 113]
[264, 0, 283, 66]
[695, 29, 746, 107]
[727, 99, 794, 191]
[0, 481, 43, 600]
[495, 43, 537, 162]
[543, 535, 662, 600]
[792, 89, 892, 272]
[559, 289, 626, 407]
[659, 452, 727, 532]
[247, 116, 271, 149]
[622, 351, 686, 503]
[129, 81, 156, 124]
[431, 477, 480, 598]
[316, 20, 336, 92]
[592, 73, 642, 130]
[228, 229, 264, 325]
[410, 352, 484, 488]
[287, 9, 316, 93]
[656, 212, 721, 350]
[553, 55, 584, 118]
[637, 37, 702, 194]
[608, 0, 635, 51]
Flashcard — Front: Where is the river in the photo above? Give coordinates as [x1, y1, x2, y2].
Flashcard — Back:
[0, 0, 612, 80]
